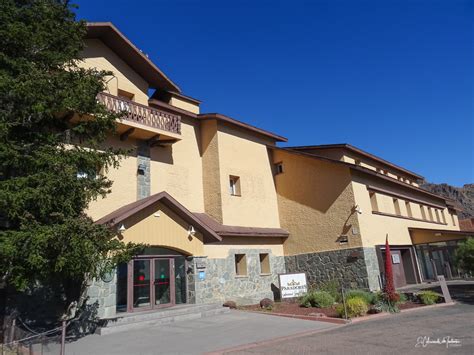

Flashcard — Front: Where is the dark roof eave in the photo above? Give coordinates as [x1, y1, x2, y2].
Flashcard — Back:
[95, 192, 222, 243]
[199, 113, 288, 142]
[288, 144, 424, 180]
[85, 22, 180, 92]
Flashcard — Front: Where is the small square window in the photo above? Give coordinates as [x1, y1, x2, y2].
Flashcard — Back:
[229, 175, 241, 196]
[259, 253, 270, 274]
[234, 254, 247, 276]
[274, 162, 284, 175]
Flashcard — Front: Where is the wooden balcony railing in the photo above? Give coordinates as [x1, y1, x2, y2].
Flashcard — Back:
[98, 92, 181, 134]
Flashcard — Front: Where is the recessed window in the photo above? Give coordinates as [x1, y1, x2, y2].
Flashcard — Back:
[234, 254, 247, 276]
[354, 159, 361, 166]
[427, 207, 434, 221]
[451, 213, 456, 226]
[393, 198, 401, 216]
[435, 209, 441, 223]
[259, 253, 270, 274]
[420, 205, 427, 220]
[229, 175, 241, 196]
[369, 192, 379, 212]
[405, 201, 413, 217]
[441, 210, 447, 224]
[274, 162, 284, 175]
[118, 89, 134, 101]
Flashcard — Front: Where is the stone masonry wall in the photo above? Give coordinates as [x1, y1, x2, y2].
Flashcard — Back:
[191, 249, 286, 305]
[85, 271, 117, 319]
[137, 141, 151, 199]
[285, 247, 380, 290]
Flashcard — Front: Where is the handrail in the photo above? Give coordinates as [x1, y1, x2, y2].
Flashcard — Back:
[97, 92, 181, 134]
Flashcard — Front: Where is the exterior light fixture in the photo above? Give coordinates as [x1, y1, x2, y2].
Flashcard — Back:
[118, 224, 126, 233]
[354, 205, 362, 214]
[188, 225, 196, 237]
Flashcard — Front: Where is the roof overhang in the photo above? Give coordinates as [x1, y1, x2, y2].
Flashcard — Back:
[288, 144, 424, 180]
[85, 22, 180, 92]
[193, 213, 289, 238]
[95, 192, 222, 243]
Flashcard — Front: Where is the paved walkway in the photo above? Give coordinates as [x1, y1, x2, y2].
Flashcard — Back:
[225, 303, 474, 354]
[44, 311, 337, 355]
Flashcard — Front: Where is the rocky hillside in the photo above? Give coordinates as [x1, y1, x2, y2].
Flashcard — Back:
[421, 183, 474, 219]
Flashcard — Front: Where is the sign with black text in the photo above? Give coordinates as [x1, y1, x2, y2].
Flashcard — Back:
[279, 273, 308, 298]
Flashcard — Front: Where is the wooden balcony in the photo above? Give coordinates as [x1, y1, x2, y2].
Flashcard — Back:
[97, 92, 181, 142]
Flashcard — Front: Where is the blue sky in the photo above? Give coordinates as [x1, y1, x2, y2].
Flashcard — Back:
[76, 0, 473, 186]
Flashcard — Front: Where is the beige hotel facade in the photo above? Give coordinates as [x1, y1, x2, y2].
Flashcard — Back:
[80, 23, 472, 318]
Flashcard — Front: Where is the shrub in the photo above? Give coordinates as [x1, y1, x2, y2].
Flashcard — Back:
[317, 279, 341, 302]
[223, 301, 237, 309]
[299, 291, 335, 308]
[418, 291, 440, 305]
[398, 293, 408, 304]
[336, 296, 369, 318]
[345, 289, 375, 305]
[259, 298, 274, 309]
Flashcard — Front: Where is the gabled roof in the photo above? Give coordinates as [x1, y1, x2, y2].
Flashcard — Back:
[288, 144, 423, 180]
[95, 192, 222, 243]
[85, 22, 180, 92]
[193, 213, 289, 238]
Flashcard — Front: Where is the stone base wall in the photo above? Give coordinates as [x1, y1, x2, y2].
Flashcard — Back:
[191, 250, 286, 305]
[85, 271, 117, 319]
[285, 247, 380, 291]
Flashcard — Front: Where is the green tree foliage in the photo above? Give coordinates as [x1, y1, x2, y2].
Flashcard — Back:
[455, 237, 474, 274]
[0, 0, 140, 311]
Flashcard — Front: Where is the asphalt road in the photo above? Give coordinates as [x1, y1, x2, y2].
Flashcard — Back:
[227, 302, 474, 355]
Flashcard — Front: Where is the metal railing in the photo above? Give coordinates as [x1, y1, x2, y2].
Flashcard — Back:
[97, 92, 181, 134]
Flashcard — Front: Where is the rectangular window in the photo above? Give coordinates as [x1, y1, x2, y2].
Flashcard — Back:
[118, 89, 134, 101]
[405, 201, 413, 217]
[259, 253, 270, 274]
[370, 192, 379, 212]
[393, 198, 401, 215]
[274, 162, 284, 175]
[420, 205, 427, 220]
[229, 175, 241, 196]
[441, 210, 447, 224]
[428, 207, 434, 221]
[435, 209, 441, 223]
[451, 213, 456, 226]
[234, 254, 247, 276]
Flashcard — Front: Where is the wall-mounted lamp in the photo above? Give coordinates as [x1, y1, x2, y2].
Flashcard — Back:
[188, 225, 196, 238]
[354, 205, 362, 215]
[137, 163, 146, 175]
[118, 224, 126, 233]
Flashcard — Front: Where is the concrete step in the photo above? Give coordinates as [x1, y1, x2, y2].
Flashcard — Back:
[96, 304, 231, 335]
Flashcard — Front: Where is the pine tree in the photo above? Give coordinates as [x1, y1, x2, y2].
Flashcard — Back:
[0, 0, 139, 316]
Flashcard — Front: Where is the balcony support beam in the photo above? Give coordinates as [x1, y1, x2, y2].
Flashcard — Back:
[147, 134, 161, 147]
[120, 127, 135, 141]
[153, 139, 178, 147]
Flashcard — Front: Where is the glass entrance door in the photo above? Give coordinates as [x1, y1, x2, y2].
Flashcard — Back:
[131, 258, 175, 311]
[133, 259, 152, 309]
[154, 259, 173, 306]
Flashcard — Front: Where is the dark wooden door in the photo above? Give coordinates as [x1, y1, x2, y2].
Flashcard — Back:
[390, 250, 407, 288]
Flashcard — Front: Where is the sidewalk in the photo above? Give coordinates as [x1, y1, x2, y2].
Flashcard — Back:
[44, 311, 338, 355]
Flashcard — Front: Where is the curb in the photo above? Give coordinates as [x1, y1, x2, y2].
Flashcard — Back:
[349, 301, 456, 323]
[239, 310, 349, 325]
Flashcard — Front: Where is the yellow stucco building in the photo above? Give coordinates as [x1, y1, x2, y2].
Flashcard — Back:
[80, 23, 471, 319]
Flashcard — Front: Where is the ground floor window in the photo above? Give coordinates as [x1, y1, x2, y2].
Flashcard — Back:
[415, 241, 462, 281]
